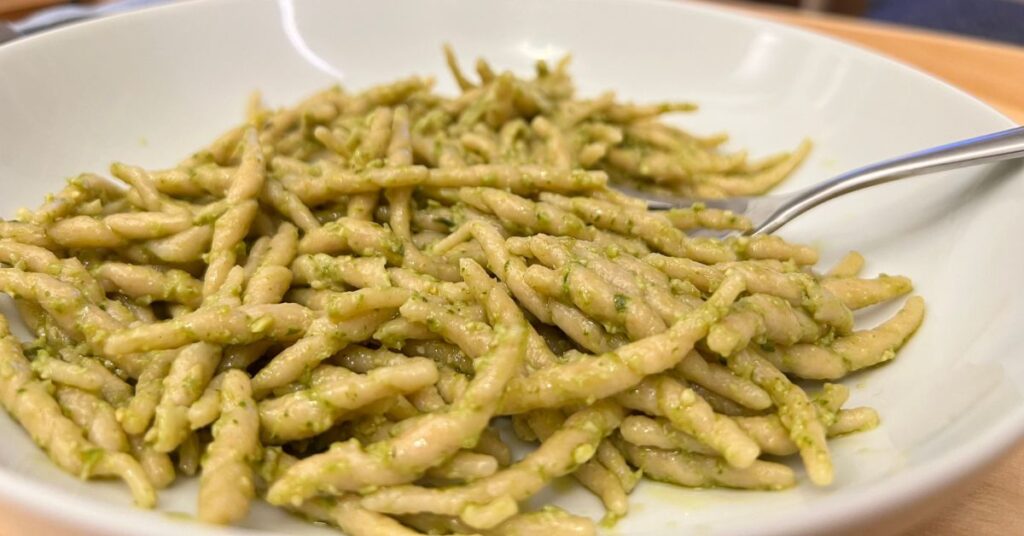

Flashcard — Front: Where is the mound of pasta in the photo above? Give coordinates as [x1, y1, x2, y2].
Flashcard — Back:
[0, 49, 923, 535]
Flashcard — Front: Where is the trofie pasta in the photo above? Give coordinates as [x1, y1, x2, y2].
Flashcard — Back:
[0, 48, 924, 533]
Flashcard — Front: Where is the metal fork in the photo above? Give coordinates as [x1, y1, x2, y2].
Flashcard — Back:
[620, 126, 1024, 236]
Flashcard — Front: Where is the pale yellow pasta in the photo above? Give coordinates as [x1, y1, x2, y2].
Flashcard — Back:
[242, 264, 293, 306]
[246, 223, 299, 276]
[131, 224, 213, 264]
[827, 407, 881, 436]
[539, 193, 735, 264]
[267, 285, 526, 504]
[109, 163, 191, 216]
[619, 415, 717, 455]
[0, 242, 99, 305]
[675, 351, 772, 410]
[130, 434, 176, 488]
[734, 385, 880, 455]
[527, 409, 628, 521]
[251, 310, 394, 396]
[55, 386, 129, 453]
[147, 342, 221, 453]
[458, 187, 591, 238]
[374, 317, 439, 348]
[424, 451, 499, 482]
[301, 497, 426, 536]
[826, 251, 865, 278]
[262, 449, 424, 536]
[595, 440, 641, 493]
[102, 303, 313, 355]
[30, 352, 107, 393]
[0, 48, 926, 532]
[526, 263, 667, 340]
[689, 140, 813, 198]
[297, 287, 412, 319]
[498, 274, 744, 414]
[66, 352, 134, 405]
[47, 215, 132, 249]
[388, 267, 474, 302]
[259, 358, 439, 443]
[690, 383, 753, 416]
[101, 211, 193, 240]
[433, 220, 554, 323]
[15, 299, 74, 348]
[298, 217, 403, 261]
[117, 351, 177, 435]
[93, 262, 202, 307]
[555, 237, 697, 323]
[653, 375, 761, 468]
[263, 177, 321, 232]
[618, 441, 795, 490]
[198, 370, 260, 524]
[407, 384, 448, 413]
[472, 428, 512, 468]
[553, 304, 626, 354]
[398, 297, 492, 356]
[291, 253, 390, 289]
[706, 293, 823, 357]
[433, 364, 470, 401]
[488, 507, 596, 536]
[0, 317, 155, 507]
[663, 205, 750, 232]
[0, 268, 145, 375]
[358, 401, 624, 528]
[759, 297, 925, 380]
[725, 349, 832, 485]
[187, 371, 227, 430]
[820, 274, 913, 310]
[203, 199, 259, 297]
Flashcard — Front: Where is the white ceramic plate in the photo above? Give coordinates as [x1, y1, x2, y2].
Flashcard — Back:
[1, 0, 1022, 534]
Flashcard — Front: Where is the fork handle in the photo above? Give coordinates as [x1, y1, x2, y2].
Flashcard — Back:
[754, 126, 1024, 235]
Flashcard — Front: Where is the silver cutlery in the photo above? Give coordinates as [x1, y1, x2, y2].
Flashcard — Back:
[621, 126, 1024, 235]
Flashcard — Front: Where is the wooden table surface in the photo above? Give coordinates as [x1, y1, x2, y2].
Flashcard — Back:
[1, 2, 1023, 535]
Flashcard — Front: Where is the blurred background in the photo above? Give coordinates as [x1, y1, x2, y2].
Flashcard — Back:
[757, 0, 1024, 45]
[2, 0, 1023, 45]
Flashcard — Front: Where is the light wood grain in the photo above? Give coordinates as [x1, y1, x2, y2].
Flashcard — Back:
[0, 0, 68, 20]
[910, 445, 1024, 536]
[0, 0, 64, 14]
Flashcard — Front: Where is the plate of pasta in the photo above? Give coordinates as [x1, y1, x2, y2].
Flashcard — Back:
[0, 0, 1021, 535]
